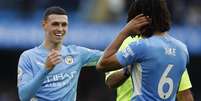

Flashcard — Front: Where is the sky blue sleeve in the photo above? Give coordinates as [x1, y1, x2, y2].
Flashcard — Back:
[18, 52, 49, 101]
[116, 40, 146, 66]
[78, 46, 103, 67]
[185, 46, 190, 64]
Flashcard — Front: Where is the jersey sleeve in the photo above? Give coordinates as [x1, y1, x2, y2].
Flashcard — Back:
[184, 44, 190, 64]
[116, 40, 146, 66]
[18, 52, 33, 87]
[178, 69, 192, 91]
[78, 46, 103, 67]
[105, 36, 141, 80]
[18, 52, 49, 101]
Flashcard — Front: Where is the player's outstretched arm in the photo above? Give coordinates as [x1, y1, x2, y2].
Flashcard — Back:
[105, 67, 130, 88]
[177, 89, 194, 101]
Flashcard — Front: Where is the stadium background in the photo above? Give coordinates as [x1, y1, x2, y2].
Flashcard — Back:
[0, 0, 200, 101]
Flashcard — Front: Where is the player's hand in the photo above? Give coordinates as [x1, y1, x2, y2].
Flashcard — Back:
[124, 14, 151, 36]
[45, 49, 62, 70]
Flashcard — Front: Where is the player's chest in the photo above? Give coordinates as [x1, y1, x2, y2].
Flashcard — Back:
[31, 53, 82, 74]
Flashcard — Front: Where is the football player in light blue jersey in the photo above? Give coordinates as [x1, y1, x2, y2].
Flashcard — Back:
[97, 0, 190, 100]
[17, 7, 102, 101]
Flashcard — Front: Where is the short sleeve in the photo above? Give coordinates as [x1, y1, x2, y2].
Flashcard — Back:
[183, 44, 190, 64]
[178, 69, 192, 91]
[18, 52, 33, 87]
[116, 40, 146, 66]
[78, 46, 103, 67]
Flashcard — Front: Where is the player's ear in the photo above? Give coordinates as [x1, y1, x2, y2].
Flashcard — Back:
[42, 20, 47, 29]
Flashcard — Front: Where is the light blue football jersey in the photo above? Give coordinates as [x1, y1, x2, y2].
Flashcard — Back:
[17, 44, 102, 101]
[116, 33, 188, 101]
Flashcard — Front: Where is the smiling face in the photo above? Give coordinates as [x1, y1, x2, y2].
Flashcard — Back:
[43, 14, 68, 45]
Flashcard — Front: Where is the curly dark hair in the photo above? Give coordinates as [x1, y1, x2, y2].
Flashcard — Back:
[127, 0, 171, 37]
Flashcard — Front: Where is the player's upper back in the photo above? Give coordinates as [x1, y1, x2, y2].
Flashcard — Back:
[130, 33, 188, 101]
[144, 33, 189, 69]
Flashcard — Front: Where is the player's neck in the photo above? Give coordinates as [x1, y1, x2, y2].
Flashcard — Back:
[154, 31, 166, 36]
[43, 41, 62, 50]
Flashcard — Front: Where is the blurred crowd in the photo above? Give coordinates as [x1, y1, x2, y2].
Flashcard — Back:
[0, 0, 200, 101]
[0, 0, 200, 25]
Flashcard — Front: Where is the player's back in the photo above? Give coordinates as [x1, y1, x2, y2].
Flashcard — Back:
[131, 33, 188, 101]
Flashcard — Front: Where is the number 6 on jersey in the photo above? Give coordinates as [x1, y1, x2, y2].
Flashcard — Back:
[158, 64, 174, 99]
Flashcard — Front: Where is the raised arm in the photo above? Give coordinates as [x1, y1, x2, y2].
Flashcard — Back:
[96, 14, 150, 72]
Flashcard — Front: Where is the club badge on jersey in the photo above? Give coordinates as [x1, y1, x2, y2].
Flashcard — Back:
[65, 55, 74, 64]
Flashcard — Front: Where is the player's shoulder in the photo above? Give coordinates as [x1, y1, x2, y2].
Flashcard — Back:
[20, 47, 38, 57]
[129, 38, 148, 48]
[64, 44, 87, 51]
[177, 40, 188, 52]
[172, 36, 187, 48]
[125, 39, 149, 56]
[63, 44, 95, 53]
[169, 35, 188, 53]
[166, 35, 189, 60]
